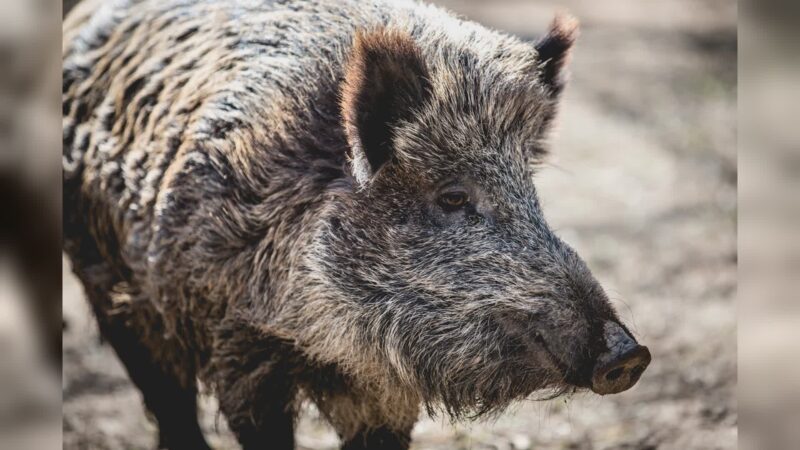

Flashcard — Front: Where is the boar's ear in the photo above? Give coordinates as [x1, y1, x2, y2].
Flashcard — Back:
[535, 11, 579, 97]
[341, 28, 431, 187]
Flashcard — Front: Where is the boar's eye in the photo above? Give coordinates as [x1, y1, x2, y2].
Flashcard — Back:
[438, 191, 469, 211]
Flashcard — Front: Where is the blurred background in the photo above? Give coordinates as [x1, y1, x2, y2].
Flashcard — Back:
[0, 0, 62, 449]
[0, 0, 773, 448]
[738, 1, 800, 450]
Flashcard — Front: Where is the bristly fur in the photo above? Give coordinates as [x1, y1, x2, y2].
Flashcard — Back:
[62, 1, 626, 449]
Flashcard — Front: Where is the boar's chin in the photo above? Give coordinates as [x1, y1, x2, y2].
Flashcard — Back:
[418, 361, 572, 420]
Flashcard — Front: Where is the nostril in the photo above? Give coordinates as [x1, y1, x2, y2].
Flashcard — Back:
[605, 367, 625, 381]
[591, 343, 651, 395]
[630, 364, 646, 379]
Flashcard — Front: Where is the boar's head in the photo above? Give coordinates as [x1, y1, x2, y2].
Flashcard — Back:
[308, 13, 649, 418]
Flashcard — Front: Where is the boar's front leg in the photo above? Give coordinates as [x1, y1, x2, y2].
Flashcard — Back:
[212, 320, 298, 450]
[341, 425, 413, 450]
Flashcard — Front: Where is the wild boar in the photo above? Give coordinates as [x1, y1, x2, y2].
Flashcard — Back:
[62, 0, 651, 448]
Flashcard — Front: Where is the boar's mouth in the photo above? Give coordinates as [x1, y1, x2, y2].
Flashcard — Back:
[494, 312, 594, 392]
[529, 331, 593, 390]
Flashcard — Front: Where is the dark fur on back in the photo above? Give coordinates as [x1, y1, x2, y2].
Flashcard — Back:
[62, 1, 622, 448]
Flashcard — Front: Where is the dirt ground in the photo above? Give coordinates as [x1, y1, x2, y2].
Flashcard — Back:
[62, 0, 737, 448]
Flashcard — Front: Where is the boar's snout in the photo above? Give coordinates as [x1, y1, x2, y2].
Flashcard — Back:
[590, 322, 651, 395]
